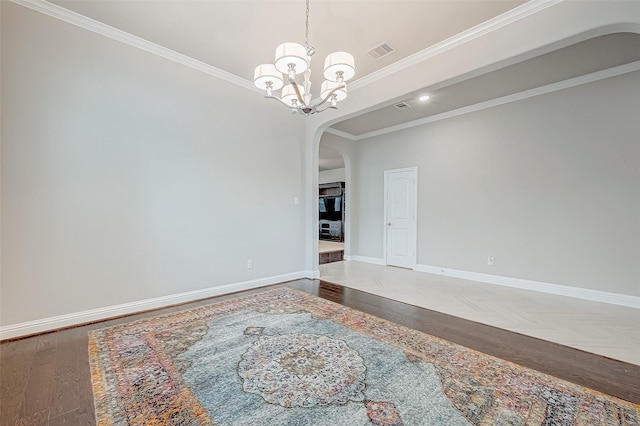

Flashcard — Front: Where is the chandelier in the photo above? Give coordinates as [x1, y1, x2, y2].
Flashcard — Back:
[253, 0, 355, 116]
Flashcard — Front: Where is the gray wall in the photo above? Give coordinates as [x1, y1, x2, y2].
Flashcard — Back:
[1, 3, 306, 325]
[351, 70, 640, 296]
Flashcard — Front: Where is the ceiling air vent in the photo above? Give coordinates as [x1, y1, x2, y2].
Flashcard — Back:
[368, 42, 395, 60]
[393, 102, 412, 110]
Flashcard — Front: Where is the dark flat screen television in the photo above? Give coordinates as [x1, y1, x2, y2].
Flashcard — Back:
[319, 196, 342, 221]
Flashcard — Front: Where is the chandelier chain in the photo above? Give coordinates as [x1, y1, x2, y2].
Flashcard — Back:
[305, 0, 310, 50]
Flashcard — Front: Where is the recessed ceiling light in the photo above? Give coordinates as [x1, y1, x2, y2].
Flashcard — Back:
[418, 95, 430, 102]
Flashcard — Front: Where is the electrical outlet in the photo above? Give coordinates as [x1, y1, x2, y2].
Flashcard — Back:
[247, 260, 253, 269]
[487, 256, 494, 266]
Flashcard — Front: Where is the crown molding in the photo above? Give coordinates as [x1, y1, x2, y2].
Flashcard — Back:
[349, 0, 563, 91]
[337, 61, 640, 141]
[324, 127, 358, 141]
[11, 0, 561, 98]
[9, 0, 259, 93]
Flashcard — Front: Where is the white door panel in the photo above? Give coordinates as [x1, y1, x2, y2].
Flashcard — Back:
[385, 168, 417, 269]
[390, 229, 409, 256]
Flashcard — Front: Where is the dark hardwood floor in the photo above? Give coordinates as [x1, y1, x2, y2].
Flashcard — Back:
[1, 279, 639, 425]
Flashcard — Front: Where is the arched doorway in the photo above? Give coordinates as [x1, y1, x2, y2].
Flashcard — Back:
[317, 138, 348, 266]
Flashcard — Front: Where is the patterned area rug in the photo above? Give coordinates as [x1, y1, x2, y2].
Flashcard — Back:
[89, 288, 639, 425]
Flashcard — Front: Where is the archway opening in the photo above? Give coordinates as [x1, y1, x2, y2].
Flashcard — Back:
[317, 141, 347, 266]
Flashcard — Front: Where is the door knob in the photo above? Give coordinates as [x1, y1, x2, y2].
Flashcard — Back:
[387, 222, 391, 226]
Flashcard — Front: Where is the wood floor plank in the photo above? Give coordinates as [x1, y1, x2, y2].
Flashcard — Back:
[76, 328, 96, 426]
[22, 334, 58, 424]
[49, 409, 81, 426]
[0, 338, 38, 424]
[50, 328, 80, 418]
[14, 409, 50, 426]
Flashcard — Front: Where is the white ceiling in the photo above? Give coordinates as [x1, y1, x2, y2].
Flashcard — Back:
[318, 145, 344, 171]
[37, 0, 640, 171]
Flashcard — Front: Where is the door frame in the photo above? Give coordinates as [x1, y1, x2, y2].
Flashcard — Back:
[383, 166, 418, 269]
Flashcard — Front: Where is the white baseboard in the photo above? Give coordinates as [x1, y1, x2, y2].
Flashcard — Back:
[415, 264, 640, 309]
[349, 255, 386, 265]
[0, 271, 308, 340]
[305, 270, 321, 279]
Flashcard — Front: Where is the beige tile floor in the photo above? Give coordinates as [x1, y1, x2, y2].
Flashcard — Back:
[319, 260, 640, 366]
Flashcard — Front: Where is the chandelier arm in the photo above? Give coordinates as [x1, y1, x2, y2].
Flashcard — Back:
[315, 104, 339, 113]
[290, 81, 307, 107]
[263, 93, 338, 115]
[315, 84, 345, 108]
[264, 95, 301, 110]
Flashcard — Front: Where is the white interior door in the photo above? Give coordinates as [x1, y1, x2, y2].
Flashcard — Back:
[384, 167, 417, 269]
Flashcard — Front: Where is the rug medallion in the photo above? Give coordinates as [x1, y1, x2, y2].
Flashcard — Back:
[88, 288, 639, 425]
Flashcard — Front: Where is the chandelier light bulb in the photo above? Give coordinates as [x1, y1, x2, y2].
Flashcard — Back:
[281, 84, 305, 106]
[320, 80, 347, 102]
[274, 43, 308, 76]
[253, 64, 284, 91]
[324, 52, 355, 82]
